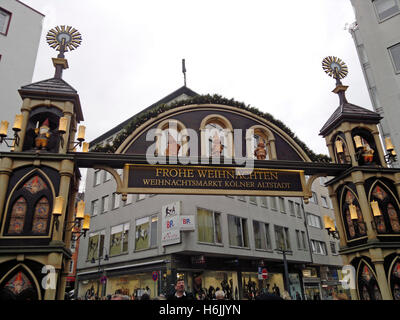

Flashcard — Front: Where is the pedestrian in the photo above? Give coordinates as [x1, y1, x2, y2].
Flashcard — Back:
[215, 290, 225, 300]
[141, 293, 150, 300]
[167, 279, 193, 300]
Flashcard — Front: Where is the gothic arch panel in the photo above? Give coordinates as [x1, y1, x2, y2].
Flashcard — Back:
[0, 262, 43, 300]
[389, 257, 400, 300]
[356, 258, 382, 300]
[332, 132, 351, 164]
[1, 169, 55, 238]
[367, 179, 400, 235]
[339, 184, 367, 242]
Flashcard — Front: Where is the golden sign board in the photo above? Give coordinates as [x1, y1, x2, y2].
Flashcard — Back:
[119, 164, 307, 197]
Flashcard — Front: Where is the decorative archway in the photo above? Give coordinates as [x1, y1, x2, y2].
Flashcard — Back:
[339, 185, 367, 242]
[1, 169, 55, 238]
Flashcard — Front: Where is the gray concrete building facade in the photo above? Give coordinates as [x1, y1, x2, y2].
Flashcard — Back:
[349, 0, 400, 167]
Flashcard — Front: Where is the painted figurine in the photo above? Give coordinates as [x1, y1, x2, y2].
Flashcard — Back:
[362, 143, 374, 163]
[165, 133, 181, 156]
[211, 132, 224, 157]
[254, 139, 267, 160]
[34, 118, 51, 150]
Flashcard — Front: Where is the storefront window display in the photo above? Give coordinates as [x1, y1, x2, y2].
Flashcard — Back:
[242, 272, 284, 299]
[106, 272, 159, 299]
[303, 283, 321, 300]
[179, 270, 240, 300]
[289, 273, 303, 300]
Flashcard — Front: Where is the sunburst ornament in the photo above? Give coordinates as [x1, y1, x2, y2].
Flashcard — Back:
[322, 56, 348, 80]
[46, 26, 82, 53]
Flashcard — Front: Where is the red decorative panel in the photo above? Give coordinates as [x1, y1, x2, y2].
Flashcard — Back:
[23, 176, 47, 194]
[4, 272, 32, 295]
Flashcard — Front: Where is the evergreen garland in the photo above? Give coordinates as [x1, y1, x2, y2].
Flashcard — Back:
[91, 94, 331, 163]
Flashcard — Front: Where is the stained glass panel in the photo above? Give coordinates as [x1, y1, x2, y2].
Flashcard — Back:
[372, 185, 388, 201]
[23, 176, 47, 194]
[32, 197, 49, 234]
[388, 203, 400, 232]
[4, 271, 32, 295]
[8, 197, 27, 234]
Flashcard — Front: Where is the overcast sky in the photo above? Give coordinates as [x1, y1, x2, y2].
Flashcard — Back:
[22, 0, 370, 156]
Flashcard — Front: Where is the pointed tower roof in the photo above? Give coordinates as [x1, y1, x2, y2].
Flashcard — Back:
[18, 77, 84, 122]
[319, 100, 382, 136]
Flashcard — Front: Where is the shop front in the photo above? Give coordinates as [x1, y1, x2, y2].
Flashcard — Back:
[320, 266, 349, 299]
[76, 259, 168, 299]
[172, 254, 291, 300]
[302, 267, 322, 300]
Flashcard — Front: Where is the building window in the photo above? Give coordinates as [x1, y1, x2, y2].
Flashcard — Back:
[301, 231, 308, 250]
[135, 215, 158, 251]
[253, 221, 271, 250]
[330, 241, 337, 255]
[270, 197, 277, 211]
[104, 171, 111, 182]
[228, 215, 249, 248]
[150, 216, 158, 248]
[295, 230, 301, 250]
[274, 225, 291, 250]
[311, 240, 327, 255]
[321, 196, 329, 208]
[288, 200, 295, 216]
[389, 42, 400, 73]
[112, 193, 120, 210]
[93, 170, 101, 186]
[295, 202, 302, 218]
[91, 199, 99, 216]
[310, 192, 319, 204]
[87, 230, 105, 261]
[197, 208, 222, 244]
[279, 197, 286, 213]
[373, 0, 400, 21]
[0, 8, 11, 35]
[109, 223, 129, 256]
[259, 197, 268, 208]
[307, 213, 322, 229]
[249, 196, 257, 205]
[125, 194, 133, 205]
[101, 195, 109, 213]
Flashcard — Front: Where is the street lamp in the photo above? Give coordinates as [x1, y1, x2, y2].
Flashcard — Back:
[91, 249, 109, 298]
[275, 238, 292, 297]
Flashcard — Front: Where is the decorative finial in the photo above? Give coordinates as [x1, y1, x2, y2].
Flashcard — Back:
[322, 56, 348, 81]
[322, 56, 349, 104]
[46, 26, 82, 56]
[182, 59, 187, 87]
[46, 26, 82, 78]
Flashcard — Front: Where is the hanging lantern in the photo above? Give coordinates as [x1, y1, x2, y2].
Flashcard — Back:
[335, 140, 344, 154]
[349, 204, 358, 220]
[370, 200, 382, 217]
